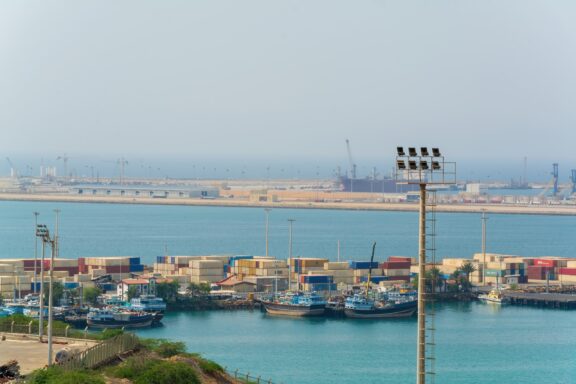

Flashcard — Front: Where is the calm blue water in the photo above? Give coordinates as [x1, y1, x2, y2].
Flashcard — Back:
[135, 303, 576, 384]
[1, 201, 575, 263]
[1, 200, 575, 383]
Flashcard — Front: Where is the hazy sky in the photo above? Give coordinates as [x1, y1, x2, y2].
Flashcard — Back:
[1, 1, 575, 180]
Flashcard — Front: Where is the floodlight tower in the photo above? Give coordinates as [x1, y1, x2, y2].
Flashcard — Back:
[395, 147, 456, 384]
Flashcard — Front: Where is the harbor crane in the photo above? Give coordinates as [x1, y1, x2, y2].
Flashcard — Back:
[345, 139, 357, 179]
[56, 154, 69, 182]
[571, 169, 576, 195]
[117, 157, 129, 185]
[5, 157, 19, 179]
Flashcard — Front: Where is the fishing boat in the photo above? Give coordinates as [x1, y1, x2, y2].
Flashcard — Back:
[86, 308, 153, 329]
[127, 295, 166, 323]
[344, 290, 417, 319]
[343, 242, 417, 319]
[478, 289, 509, 304]
[261, 291, 326, 317]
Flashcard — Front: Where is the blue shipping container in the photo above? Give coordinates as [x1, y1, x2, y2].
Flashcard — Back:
[359, 276, 389, 283]
[129, 257, 141, 265]
[348, 261, 379, 270]
[63, 282, 79, 289]
[301, 275, 333, 284]
[130, 264, 144, 272]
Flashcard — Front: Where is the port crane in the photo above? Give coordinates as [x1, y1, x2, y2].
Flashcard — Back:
[571, 170, 576, 195]
[345, 139, 357, 179]
[56, 154, 69, 182]
[5, 157, 19, 179]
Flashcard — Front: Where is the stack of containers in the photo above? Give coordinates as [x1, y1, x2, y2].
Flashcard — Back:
[380, 257, 411, 282]
[349, 260, 382, 284]
[189, 259, 225, 284]
[0, 275, 32, 298]
[81, 256, 140, 281]
[527, 258, 560, 282]
[300, 274, 335, 292]
[290, 258, 328, 281]
[558, 259, 576, 283]
[255, 259, 289, 277]
[229, 255, 253, 276]
[322, 262, 354, 285]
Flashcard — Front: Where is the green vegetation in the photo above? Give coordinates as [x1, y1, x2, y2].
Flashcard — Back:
[82, 287, 101, 306]
[127, 285, 139, 300]
[108, 356, 200, 384]
[140, 338, 186, 357]
[187, 282, 211, 295]
[26, 366, 104, 384]
[156, 281, 180, 304]
[196, 356, 224, 375]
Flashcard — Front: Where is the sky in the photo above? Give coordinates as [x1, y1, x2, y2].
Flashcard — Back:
[0, 1, 575, 181]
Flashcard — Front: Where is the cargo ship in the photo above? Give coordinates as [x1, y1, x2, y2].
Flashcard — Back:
[261, 292, 326, 317]
[86, 308, 153, 328]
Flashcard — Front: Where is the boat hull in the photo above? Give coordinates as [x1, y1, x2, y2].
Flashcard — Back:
[344, 301, 417, 319]
[87, 318, 153, 329]
[262, 301, 325, 317]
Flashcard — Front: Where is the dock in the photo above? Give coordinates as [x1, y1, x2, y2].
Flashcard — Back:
[504, 292, 576, 309]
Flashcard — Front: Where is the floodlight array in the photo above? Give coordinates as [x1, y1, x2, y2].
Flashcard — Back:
[394, 146, 455, 185]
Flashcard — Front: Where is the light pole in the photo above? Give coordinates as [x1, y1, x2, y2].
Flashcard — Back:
[395, 147, 456, 384]
[288, 218, 295, 291]
[264, 208, 271, 257]
[481, 210, 488, 286]
[36, 225, 47, 341]
[33, 212, 39, 294]
[36, 219, 57, 367]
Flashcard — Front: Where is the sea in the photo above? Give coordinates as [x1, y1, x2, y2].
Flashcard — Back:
[1, 200, 575, 383]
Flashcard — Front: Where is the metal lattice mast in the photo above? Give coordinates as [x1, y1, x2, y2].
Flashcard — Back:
[425, 191, 437, 384]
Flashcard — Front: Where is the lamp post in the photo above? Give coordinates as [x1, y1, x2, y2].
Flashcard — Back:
[36, 219, 58, 367]
[395, 147, 456, 384]
[264, 208, 271, 257]
[481, 210, 488, 286]
[288, 218, 295, 291]
[33, 212, 39, 294]
[36, 225, 48, 341]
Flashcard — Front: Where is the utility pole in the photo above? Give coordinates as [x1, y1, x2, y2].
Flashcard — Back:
[48, 209, 60, 366]
[33, 212, 39, 294]
[481, 211, 488, 286]
[38, 237, 45, 341]
[264, 208, 271, 257]
[288, 218, 295, 291]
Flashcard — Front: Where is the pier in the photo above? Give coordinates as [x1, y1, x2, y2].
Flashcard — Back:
[504, 292, 576, 309]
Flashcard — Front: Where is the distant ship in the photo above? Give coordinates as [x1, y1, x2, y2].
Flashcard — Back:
[337, 176, 419, 193]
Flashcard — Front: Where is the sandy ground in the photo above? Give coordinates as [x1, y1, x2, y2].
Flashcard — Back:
[0, 333, 97, 375]
[1, 192, 576, 216]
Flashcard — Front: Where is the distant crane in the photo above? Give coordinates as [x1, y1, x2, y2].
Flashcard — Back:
[345, 139, 357, 179]
[5, 157, 19, 179]
[570, 169, 576, 195]
[56, 154, 69, 182]
[552, 163, 559, 196]
[117, 157, 129, 185]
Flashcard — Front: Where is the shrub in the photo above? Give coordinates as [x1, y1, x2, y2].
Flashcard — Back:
[27, 366, 104, 384]
[197, 357, 224, 375]
[108, 355, 160, 380]
[140, 338, 186, 357]
[134, 361, 199, 384]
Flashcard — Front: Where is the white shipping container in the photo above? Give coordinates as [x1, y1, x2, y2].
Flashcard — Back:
[324, 262, 350, 270]
[258, 260, 287, 268]
[53, 258, 78, 267]
[567, 260, 576, 268]
[189, 268, 223, 276]
[384, 269, 411, 277]
[255, 268, 289, 277]
[189, 260, 224, 269]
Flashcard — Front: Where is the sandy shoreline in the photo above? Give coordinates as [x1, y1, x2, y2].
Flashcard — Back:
[1, 193, 576, 216]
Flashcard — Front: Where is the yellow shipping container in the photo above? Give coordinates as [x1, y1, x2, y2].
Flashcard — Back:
[324, 262, 349, 270]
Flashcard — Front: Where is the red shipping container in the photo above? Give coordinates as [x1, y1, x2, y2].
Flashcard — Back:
[534, 259, 557, 267]
[23, 260, 36, 267]
[389, 257, 413, 263]
[380, 261, 411, 269]
[558, 268, 576, 276]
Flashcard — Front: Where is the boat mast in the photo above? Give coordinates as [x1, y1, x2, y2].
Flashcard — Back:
[366, 242, 376, 300]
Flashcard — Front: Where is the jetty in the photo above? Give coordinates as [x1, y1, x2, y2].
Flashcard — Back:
[504, 292, 576, 309]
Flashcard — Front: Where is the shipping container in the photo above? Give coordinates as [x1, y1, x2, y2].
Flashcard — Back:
[380, 261, 411, 269]
[348, 261, 379, 270]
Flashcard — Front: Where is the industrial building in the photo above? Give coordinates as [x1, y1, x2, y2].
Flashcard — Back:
[69, 185, 219, 199]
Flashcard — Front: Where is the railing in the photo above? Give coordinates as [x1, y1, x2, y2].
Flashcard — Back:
[0, 321, 74, 338]
[58, 333, 139, 370]
[226, 368, 281, 384]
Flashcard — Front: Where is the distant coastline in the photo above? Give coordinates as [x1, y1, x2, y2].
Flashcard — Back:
[1, 192, 576, 216]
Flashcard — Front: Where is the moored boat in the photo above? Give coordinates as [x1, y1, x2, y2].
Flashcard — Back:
[344, 290, 417, 319]
[86, 308, 153, 329]
[478, 289, 509, 304]
[261, 291, 326, 317]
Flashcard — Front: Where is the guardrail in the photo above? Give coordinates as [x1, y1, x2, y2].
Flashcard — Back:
[58, 333, 139, 370]
[226, 368, 281, 384]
